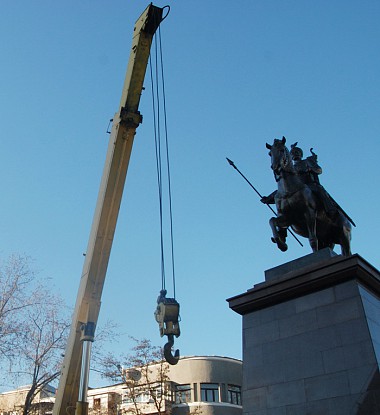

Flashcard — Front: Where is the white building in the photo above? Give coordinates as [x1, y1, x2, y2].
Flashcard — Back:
[0, 385, 55, 415]
[0, 356, 242, 415]
[88, 355, 242, 415]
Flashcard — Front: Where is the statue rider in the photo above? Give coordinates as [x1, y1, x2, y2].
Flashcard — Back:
[261, 142, 337, 220]
[290, 142, 321, 184]
[289, 142, 337, 218]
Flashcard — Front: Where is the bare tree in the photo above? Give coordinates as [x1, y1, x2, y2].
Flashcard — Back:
[0, 254, 120, 415]
[0, 254, 35, 365]
[0, 254, 69, 414]
[15, 307, 121, 415]
[99, 338, 202, 415]
[10, 286, 70, 415]
[100, 338, 169, 415]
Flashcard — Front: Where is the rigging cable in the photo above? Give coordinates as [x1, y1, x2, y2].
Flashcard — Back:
[149, 24, 177, 299]
[159, 25, 176, 299]
[150, 9, 181, 365]
[150, 38, 165, 294]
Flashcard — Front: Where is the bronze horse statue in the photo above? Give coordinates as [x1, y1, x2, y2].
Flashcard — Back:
[264, 137, 352, 256]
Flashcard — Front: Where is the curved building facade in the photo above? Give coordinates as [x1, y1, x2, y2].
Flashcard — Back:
[87, 355, 242, 415]
[169, 356, 242, 415]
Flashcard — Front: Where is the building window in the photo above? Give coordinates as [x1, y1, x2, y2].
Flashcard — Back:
[175, 384, 192, 403]
[200, 383, 219, 402]
[151, 384, 165, 401]
[122, 393, 133, 404]
[93, 398, 101, 409]
[227, 385, 241, 405]
[135, 392, 151, 403]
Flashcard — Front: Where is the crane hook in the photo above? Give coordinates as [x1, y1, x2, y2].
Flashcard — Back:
[154, 289, 181, 365]
[164, 334, 180, 365]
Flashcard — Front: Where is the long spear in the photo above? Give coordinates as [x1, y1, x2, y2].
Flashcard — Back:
[226, 157, 303, 247]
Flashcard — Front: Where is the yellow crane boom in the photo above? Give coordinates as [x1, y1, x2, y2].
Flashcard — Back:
[53, 5, 164, 415]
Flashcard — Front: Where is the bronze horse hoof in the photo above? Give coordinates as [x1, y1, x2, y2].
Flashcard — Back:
[271, 237, 288, 252]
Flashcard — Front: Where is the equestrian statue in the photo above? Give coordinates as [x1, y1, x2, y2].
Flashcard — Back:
[261, 136, 355, 256]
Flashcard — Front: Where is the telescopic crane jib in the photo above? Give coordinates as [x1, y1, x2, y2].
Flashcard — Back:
[52, 5, 170, 415]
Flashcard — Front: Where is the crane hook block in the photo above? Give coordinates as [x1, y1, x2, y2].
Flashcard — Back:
[154, 289, 180, 338]
[155, 290, 180, 365]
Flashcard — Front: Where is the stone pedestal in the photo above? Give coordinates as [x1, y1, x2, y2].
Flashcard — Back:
[228, 250, 380, 414]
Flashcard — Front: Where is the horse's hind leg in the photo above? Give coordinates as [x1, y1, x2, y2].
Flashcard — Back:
[340, 226, 352, 256]
[305, 209, 318, 252]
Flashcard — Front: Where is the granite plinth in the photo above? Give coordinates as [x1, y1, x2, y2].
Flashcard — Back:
[227, 252, 380, 414]
[264, 248, 338, 282]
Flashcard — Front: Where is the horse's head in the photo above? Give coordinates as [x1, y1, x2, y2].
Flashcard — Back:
[266, 136, 291, 176]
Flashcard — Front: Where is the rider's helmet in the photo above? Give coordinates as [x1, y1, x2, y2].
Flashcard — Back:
[290, 142, 303, 160]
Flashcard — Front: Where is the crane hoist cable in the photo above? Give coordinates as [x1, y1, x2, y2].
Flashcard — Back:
[150, 21, 181, 365]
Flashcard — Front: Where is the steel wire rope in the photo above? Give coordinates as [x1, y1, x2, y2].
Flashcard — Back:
[150, 46, 166, 293]
[158, 25, 177, 299]
[149, 27, 177, 298]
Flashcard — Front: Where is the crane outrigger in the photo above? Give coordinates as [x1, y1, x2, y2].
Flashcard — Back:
[52, 5, 176, 415]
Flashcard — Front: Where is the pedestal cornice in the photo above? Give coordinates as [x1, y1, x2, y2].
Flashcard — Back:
[227, 253, 380, 316]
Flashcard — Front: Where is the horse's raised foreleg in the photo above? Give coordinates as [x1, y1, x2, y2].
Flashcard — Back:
[269, 216, 288, 252]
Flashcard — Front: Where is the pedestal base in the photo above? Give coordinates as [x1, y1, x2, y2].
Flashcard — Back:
[228, 251, 380, 414]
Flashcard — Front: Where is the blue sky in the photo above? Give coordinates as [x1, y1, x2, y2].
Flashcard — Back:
[1, 0, 379, 389]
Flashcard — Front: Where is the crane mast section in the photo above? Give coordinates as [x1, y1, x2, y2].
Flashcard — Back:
[53, 5, 163, 415]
